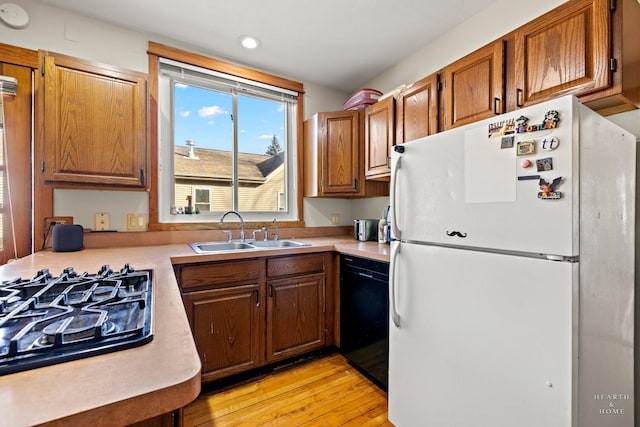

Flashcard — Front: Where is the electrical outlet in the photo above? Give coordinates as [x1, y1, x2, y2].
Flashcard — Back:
[126, 214, 146, 231]
[95, 213, 110, 231]
[43, 216, 73, 230]
[330, 213, 340, 225]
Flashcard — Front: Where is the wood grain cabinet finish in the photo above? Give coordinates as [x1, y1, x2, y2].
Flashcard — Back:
[364, 96, 395, 180]
[395, 73, 439, 144]
[182, 284, 262, 382]
[581, 0, 640, 115]
[41, 52, 147, 187]
[512, 0, 611, 108]
[177, 259, 264, 382]
[176, 252, 332, 383]
[304, 110, 388, 198]
[266, 272, 325, 362]
[266, 254, 327, 362]
[442, 41, 504, 130]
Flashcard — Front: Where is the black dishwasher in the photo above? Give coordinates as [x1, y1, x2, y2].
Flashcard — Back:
[340, 255, 389, 390]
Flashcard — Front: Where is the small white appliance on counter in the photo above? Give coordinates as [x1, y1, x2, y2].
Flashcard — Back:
[388, 95, 635, 426]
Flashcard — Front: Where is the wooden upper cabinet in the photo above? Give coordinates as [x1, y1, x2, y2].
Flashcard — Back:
[581, 0, 640, 115]
[442, 41, 504, 130]
[364, 96, 395, 180]
[304, 110, 388, 198]
[323, 110, 360, 194]
[41, 52, 147, 187]
[513, 0, 610, 108]
[395, 73, 439, 144]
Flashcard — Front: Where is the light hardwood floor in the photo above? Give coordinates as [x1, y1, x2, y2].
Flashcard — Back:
[182, 353, 393, 426]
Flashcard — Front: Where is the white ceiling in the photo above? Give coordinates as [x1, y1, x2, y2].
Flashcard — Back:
[40, 0, 495, 94]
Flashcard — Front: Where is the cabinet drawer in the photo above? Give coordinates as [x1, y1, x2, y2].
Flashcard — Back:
[179, 259, 262, 290]
[267, 253, 325, 278]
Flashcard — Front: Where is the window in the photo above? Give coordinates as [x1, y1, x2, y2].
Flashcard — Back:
[156, 57, 299, 224]
[193, 187, 211, 213]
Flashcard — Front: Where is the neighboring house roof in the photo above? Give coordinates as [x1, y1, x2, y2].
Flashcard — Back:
[174, 146, 284, 183]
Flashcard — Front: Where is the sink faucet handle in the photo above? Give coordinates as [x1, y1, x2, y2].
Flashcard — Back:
[222, 230, 233, 242]
[261, 226, 268, 241]
[272, 218, 279, 241]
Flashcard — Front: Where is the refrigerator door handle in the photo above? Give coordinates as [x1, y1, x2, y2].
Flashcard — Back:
[390, 154, 402, 240]
[390, 242, 401, 328]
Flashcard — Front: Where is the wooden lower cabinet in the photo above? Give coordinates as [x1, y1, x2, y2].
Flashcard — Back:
[182, 284, 262, 382]
[175, 252, 332, 383]
[266, 273, 325, 362]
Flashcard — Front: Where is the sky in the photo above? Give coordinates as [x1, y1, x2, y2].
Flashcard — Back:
[173, 83, 285, 155]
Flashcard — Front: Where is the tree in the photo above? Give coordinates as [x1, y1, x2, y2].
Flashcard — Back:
[265, 135, 282, 155]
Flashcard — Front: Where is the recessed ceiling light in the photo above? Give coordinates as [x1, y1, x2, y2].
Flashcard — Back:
[239, 35, 260, 49]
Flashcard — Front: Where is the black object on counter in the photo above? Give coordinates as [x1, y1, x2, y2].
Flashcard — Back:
[52, 224, 84, 252]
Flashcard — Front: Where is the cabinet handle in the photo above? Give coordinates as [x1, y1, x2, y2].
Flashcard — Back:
[387, 156, 391, 169]
[493, 97, 500, 115]
[354, 178, 358, 191]
[140, 168, 145, 185]
[269, 284, 273, 298]
[516, 89, 523, 107]
[256, 289, 260, 306]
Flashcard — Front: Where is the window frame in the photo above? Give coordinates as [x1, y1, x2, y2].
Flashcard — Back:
[147, 42, 305, 231]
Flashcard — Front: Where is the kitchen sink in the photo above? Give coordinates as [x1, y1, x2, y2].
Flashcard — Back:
[248, 240, 310, 248]
[189, 242, 255, 253]
[189, 240, 310, 254]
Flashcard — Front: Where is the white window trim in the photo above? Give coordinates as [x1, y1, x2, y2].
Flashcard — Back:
[157, 60, 299, 224]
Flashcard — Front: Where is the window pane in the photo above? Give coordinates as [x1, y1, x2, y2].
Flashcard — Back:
[173, 83, 233, 213]
[237, 94, 286, 212]
[194, 188, 210, 212]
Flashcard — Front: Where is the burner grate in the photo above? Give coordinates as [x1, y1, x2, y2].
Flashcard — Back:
[0, 264, 153, 375]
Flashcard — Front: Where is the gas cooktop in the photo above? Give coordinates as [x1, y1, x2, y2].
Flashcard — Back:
[0, 264, 153, 375]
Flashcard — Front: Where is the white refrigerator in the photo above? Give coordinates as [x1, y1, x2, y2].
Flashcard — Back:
[388, 95, 635, 427]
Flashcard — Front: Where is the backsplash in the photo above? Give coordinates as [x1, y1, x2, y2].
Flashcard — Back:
[54, 188, 389, 231]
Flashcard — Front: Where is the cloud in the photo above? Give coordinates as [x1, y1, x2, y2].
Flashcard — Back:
[175, 83, 188, 89]
[258, 134, 274, 140]
[277, 105, 285, 112]
[198, 105, 228, 118]
[179, 111, 190, 117]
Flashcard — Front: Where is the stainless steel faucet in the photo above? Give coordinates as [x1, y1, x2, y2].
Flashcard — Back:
[219, 210, 245, 241]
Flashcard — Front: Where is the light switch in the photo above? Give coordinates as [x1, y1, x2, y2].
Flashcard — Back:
[127, 213, 146, 231]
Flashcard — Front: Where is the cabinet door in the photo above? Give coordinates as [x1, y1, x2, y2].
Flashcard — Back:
[396, 73, 439, 143]
[365, 97, 395, 180]
[513, 0, 610, 107]
[443, 41, 504, 130]
[266, 273, 325, 363]
[320, 110, 362, 194]
[182, 284, 262, 382]
[42, 52, 147, 187]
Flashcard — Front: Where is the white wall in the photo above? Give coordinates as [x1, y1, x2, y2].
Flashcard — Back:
[1, 0, 352, 229]
[366, 0, 566, 95]
[366, 0, 640, 139]
[4, 0, 638, 230]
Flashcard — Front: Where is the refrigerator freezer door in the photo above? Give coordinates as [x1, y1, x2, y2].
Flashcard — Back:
[391, 101, 577, 256]
[388, 242, 575, 426]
